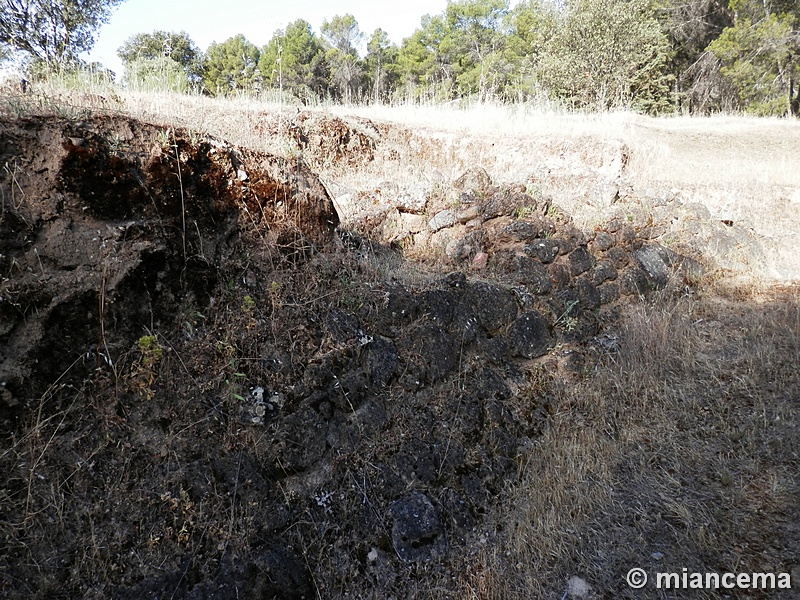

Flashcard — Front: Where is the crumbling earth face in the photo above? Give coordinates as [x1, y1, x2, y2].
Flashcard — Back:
[0, 115, 338, 418]
[255, 110, 382, 170]
[0, 115, 696, 598]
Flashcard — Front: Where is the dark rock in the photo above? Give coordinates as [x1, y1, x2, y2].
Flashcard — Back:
[325, 310, 361, 343]
[460, 474, 490, 512]
[272, 406, 328, 473]
[391, 491, 447, 562]
[478, 334, 511, 364]
[524, 238, 560, 264]
[551, 289, 580, 320]
[402, 322, 457, 382]
[439, 488, 475, 538]
[593, 260, 618, 284]
[568, 246, 594, 276]
[591, 231, 615, 252]
[184, 551, 314, 600]
[482, 191, 521, 219]
[553, 227, 585, 255]
[115, 562, 191, 599]
[604, 246, 630, 269]
[450, 299, 481, 343]
[615, 223, 636, 246]
[442, 271, 468, 288]
[620, 267, 650, 296]
[363, 336, 399, 387]
[511, 256, 552, 294]
[575, 278, 601, 310]
[486, 424, 517, 459]
[392, 441, 438, 484]
[466, 282, 518, 332]
[548, 263, 571, 291]
[419, 289, 458, 327]
[384, 284, 419, 326]
[598, 282, 620, 304]
[250, 547, 315, 600]
[470, 368, 512, 400]
[452, 394, 484, 438]
[558, 312, 600, 344]
[508, 311, 553, 358]
[502, 220, 541, 241]
[325, 401, 374, 453]
[333, 370, 370, 410]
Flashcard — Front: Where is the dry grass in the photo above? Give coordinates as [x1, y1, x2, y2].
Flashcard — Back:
[465, 283, 800, 598]
[14, 84, 800, 189]
[332, 102, 800, 188]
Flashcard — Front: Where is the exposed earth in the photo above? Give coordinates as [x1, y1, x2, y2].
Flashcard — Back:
[0, 110, 797, 599]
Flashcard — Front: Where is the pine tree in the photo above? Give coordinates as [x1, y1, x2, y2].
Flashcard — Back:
[363, 29, 398, 103]
[203, 34, 261, 95]
[708, 0, 799, 115]
[260, 20, 328, 102]
[320, 14, 363, 103]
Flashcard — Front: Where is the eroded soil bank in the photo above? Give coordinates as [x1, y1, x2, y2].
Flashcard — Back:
[1, 113, 794, 599]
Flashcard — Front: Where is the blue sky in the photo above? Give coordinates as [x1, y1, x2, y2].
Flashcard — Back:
[85, 0, 453, 77]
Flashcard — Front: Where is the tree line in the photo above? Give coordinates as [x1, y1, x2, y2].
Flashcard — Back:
[2, 0, 799, 115]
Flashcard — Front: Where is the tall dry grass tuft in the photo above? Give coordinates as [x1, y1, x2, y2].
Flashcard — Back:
[465, 284, 800, 599]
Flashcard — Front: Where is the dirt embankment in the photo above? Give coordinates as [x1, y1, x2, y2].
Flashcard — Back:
[2, 113, 707, 598]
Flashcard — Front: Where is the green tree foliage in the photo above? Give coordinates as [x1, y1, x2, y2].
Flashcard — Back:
[396, 0, 520, 101]
[259, 19, 328, 102]
[117, 30, 202, 92]
[0, 0, 126, 71]
[440, 0, 510, 99]
[203, 34, 261, 95]
[11, 0, 786, 116]
[503, 0, 556, 99]
[539, 0, 675, 113]
[320, 14, 363, 102]
[117, 30, 203, 85]
[657, 0, 732, 112]
[363, 28, 399, 103]
[708, 0, 799, 115]
[396, 14, 451, 100]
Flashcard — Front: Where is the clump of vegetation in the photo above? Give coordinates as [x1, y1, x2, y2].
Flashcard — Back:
[131, 334, 164, 399]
